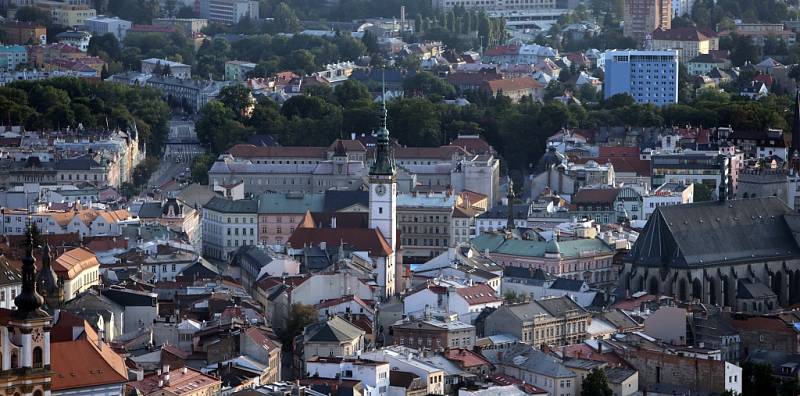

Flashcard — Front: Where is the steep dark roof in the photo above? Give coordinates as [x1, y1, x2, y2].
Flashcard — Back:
[305, 316, 364, 343]
[323, 190, 369, 212]
[737, 279, 776, 299]
[549, 277, 584, 292]
[627, 197, 800, 268]
[137, 202, 163, 218]
[204, 196, 258, 213]
[536, 296, 585, 317]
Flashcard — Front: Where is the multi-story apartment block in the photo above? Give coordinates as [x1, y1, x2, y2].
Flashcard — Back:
[623, 0, 671, 44]
[0, 45, 28, 71]
[648, 27, 718, 62]
[484, 296, 591, 347]
[0, 21, 47, 45]
[55, 30, 92, 51]
[603, 50, 679, 106]
[649, 147, 742, 198]
[152, 17, 208, 34]
[83, 15, 131, 41]
[200, 0, 259, 24]
[0, 207, 132, 238]
[141, 58, 192, 79]
[37, 1, 96, 28]
[392, 317, 476, 350]
[257, 192, 324, 245]
[202, 196, 259, 261]
[397, 192, 456, 262]
[471, 233, 617, 286]
[733, 22, 796, 47]
[306, 357, 390, 396]
[431, 0, 556, 11]
[225, 60, 256, 81]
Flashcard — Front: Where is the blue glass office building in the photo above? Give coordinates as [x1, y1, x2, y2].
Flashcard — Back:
[603, 50, 679, 106]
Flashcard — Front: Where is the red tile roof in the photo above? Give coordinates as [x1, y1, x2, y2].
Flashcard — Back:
[455, 284, 500, 305]
[51, 324, 128, 391]
[572, 188, 621, 204]
[598, 146, 640, 157]
[651, 27, 715, 41]
[490, 373, 548, 394]
[483, 45, 521, 57]
[444, 349, 493, 368]
[288, 227, 392, 257]
[729, 315, 796, 334]
[449, 136, 492, 155]
[127, 367, 220, 395]
[242, 326, 281, 350]
[560, 344, 629, 367]
[573, 156, 651, 176]
[481, 77, 543, 94]
[315, 294, 374, 313]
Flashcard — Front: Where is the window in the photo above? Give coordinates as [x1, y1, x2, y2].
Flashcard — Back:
[32, 347, 42, 368]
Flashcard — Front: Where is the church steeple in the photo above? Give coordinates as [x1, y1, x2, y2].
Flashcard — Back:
[37, 243, 63, 311]
[14, 224, 46, 319]
[506, 176, 516, 230]
[370, 70, 395, 176]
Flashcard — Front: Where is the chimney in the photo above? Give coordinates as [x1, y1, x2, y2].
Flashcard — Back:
[320, 241, 327, 250]
[331, 216, 337, 229]
[182, 367, 188, 374]
[158, 379, 164, 388]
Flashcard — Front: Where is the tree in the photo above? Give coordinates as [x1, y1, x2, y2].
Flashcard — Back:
[176, 5, 195, 17]
[196, 101, 253, 154]
[361, 30, 380, 54]
[88, 33, 122, 61]
[334, 80, 371, 107]
[693, 183, 714, 202]
[15, 6, 52, 27]
[190, 153, 216, 184]
[217, 84, 254, 120]
[742, 362, 777, 396]
[403, 72, 456, 98]
[279, 303, 317, 348]
[581, 368, 612, 396]
[729, 33, 759, 66]
[273, 2, 301, 33]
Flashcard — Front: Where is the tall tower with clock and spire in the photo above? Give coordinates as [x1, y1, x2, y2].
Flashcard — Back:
[0, 223, 53, 396]
[369, 72, 397, 298]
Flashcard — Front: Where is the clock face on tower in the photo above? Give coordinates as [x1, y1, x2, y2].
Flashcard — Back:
[375, 184, 387, 196]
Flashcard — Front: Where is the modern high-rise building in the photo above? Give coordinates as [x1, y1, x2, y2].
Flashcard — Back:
[603, 50, 679, 106]
[199, 0, 259, 25]
[623, 0, 671, 45]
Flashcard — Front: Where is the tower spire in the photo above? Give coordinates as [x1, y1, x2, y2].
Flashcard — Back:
[506, 176, 516, 231]
[370, 68, 395, 176]
[14, 222, 45, 319]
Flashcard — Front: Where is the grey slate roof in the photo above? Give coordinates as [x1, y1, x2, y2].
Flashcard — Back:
[496, 344, 576, 378]
[626, 197, 800, 268]
[504, 302, 550, 322]
[737, 279, 776, 299]
[536, 296, 585, 317]
[323, 190, 369, 212]
[204, 196, 258, 213]
[550, 277, 584, 292]
[604, 367, 637, 384]
[305, 316, 364, 343]
[137, 202, 163, 218]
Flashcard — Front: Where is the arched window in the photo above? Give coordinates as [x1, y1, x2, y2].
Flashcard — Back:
[33, 390, 42, 396]
[32, 347, 42, 369]
[10, 352, 18, 369]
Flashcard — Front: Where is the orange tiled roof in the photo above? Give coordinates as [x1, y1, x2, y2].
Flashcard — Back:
[51, 325, 128, 391]
[53, 247, 99, 280]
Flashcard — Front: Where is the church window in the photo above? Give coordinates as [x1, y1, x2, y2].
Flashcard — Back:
[33, 347, 42, 368]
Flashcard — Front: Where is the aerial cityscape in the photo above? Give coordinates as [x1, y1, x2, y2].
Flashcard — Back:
[0, 0, 799, 394]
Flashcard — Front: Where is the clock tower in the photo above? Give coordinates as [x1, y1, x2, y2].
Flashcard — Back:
[369, 85, 397, 297]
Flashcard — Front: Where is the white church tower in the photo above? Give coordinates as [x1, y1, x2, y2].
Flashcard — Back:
[369, 82, 397, 298]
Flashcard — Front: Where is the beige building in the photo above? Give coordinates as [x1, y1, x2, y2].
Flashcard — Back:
[623, 0, 671, 44]
[53, 247, 100, 299]
[302, 316, 366, 362]
[397, 192, 456, 263]
[649, 27, 719, 62]
[484, 297, 591, 347]
[35, 0, 96, 27]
